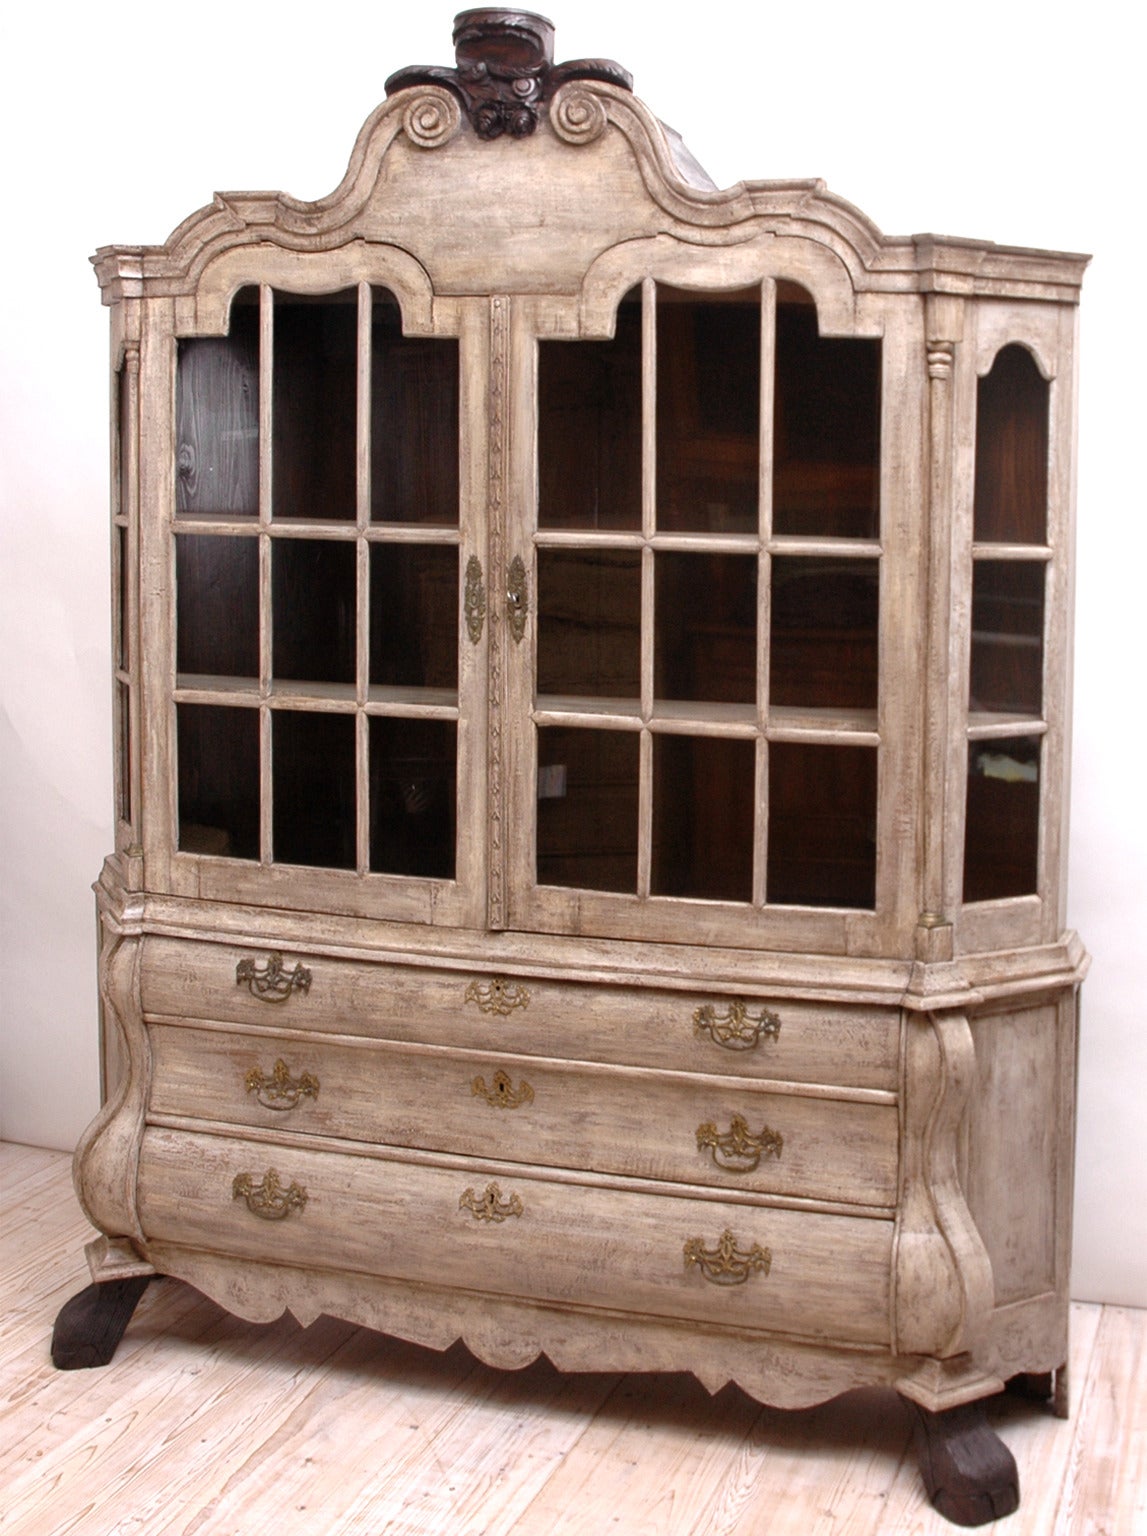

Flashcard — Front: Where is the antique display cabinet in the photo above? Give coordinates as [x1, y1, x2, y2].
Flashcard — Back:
[56, 11, 1089, 1524]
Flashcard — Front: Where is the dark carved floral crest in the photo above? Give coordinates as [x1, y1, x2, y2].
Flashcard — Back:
[385, 8, 632, 141]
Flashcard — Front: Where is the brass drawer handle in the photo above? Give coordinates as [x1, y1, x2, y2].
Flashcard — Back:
[460, 1182, 523, 1222]
[693, 1001, 781, 1051]
[232, 1169, 308, 1221]
[696, 1115, 783, 1173]
[245, 1059, 320, 1111]
[472, 1070, 534, 1109]
[465, 977, 531, 1016]
[236, 952, 312, 1003]
[465, 554, 486, 644]
[684, 1228, 771, 1286]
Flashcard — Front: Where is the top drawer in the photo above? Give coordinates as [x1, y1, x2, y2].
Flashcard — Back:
[140, 936, 900, 1091]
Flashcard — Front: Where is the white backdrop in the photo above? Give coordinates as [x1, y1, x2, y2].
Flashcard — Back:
[1, 2, 1142, 1306]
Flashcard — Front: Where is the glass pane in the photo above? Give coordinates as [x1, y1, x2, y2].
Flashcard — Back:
[116, 681, 132, 825]
[767, 743, 876, 908]
[176, 535, 259, 680]
[536, 727, 639, 893]
[271, 539, 356, 686]
[537, 549, 640, 698]
[273, 291, 357, 521]
[370, 717, 456, 878]
[769, 557, 879, 710]
[176, 291, 259, 519]
[177, 703, 259, 858]
[115, 525, 129, 671]
[651, 735, 755, 902]
[272, 711, 356, 869]
[657, 287, 759, 534]
[964, 736, 1040, 900]
[970, 561, 1045, 716]
[371, 290, 459, 525]
[370, 544, 458, 690]
[974, 345, 1048, 544]
[773, 295, 881, 539]
[117, 366, 131, 519]
[655, 553, 756, 705]
[538, 289, 641, 530]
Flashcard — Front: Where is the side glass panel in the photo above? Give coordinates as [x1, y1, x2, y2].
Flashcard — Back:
[973, 345, 1048, 544]
[176, 291, 259, 518]
[656, 287, 759, 534]
[538, 289, 641, 530]
[273, 291, 357, 522]
[964, 736, 1040, 900]
[969, 560, 1045, 716]
[773, 290, 881, 539]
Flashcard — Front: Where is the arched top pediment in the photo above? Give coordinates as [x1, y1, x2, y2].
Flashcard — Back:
[92, 15, 1088, 311]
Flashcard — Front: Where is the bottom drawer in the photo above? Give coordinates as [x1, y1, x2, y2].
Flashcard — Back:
[137, 1127, 892, 1346]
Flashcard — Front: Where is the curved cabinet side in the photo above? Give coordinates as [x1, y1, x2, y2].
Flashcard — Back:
[893, 1010, 995, 1388]
[72, 924, 150, 1255]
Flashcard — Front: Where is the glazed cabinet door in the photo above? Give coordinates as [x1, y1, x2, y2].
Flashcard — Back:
[500, 275, 915, 951]
[162, 280, 489, 927]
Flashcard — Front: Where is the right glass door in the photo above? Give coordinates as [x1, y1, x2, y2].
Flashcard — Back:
[507, 279, 884, 946]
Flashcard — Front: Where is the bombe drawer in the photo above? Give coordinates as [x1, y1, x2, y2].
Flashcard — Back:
[140, 936, 901, 1090]
[147, 1022, 899, 1208]
[137, 1126, 894, 1346]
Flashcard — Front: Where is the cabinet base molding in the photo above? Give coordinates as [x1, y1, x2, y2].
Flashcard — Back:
[85, 1233, 156, 1283]
[895, 1354, 1006, 1413]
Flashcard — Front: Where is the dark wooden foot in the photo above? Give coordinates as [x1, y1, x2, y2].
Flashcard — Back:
[51, 1278, 150, 1370]
[1006, 1369, 1053, 1403]
[912, 1400, 1020, 1526]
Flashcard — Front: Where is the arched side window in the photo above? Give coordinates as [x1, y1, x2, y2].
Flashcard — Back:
[964, 343, 1050, 903]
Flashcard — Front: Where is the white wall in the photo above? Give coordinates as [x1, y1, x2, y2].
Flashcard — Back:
[1, 2, 1141, 1305]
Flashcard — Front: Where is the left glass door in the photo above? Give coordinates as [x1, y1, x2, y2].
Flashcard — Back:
[171, 283, 483, 923]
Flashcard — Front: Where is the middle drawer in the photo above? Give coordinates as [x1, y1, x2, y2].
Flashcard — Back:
[146, 1022, 899, 1209]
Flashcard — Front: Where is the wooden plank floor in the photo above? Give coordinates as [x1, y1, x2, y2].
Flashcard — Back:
[2, 1143, 1142, 1535]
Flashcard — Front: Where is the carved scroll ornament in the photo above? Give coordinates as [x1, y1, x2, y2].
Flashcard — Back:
[385, 9, 632, 143]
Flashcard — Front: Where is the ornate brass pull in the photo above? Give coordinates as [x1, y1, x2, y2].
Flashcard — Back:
[696, 1114, 783, 1172]
[684, 1228, 771, 1286]
[465, 977, 531, 1016]
[465, 554, 486, 644]
[472, 1070, 534, 1109]
[693, 1001, 781, 1051]
[232, 1169, 308, 1221]
[236, 952, 312, 1003]
[460, 1182, 523, 1222]
[506, 554, 528, 643]
[245, 1059, 320, 1111]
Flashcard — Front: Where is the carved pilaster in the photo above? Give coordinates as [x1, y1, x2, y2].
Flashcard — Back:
[486, 295, 509, 929]
[893, 1009, 994, 1362]
[917, 295, 964, 960]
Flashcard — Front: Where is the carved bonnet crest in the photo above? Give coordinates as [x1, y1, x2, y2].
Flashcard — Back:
[385, 8, 633, 140]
